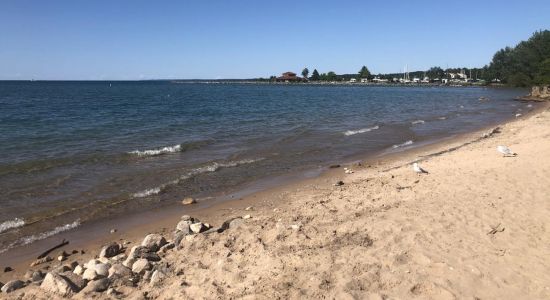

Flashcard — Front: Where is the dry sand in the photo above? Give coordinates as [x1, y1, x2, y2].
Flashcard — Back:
[3, 105, 550, 299]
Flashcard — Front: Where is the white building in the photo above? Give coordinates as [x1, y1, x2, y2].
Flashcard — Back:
[372, 76, 389, 83]
[349, 78, 357, 83]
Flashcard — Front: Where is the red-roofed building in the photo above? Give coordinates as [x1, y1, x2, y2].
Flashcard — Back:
[276, 72, 306, 82]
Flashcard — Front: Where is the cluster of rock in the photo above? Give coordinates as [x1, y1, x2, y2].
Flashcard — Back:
[521, 85, 550, 101]
[0, 214, 247, 297]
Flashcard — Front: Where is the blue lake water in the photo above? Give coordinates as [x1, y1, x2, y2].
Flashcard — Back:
[0, 81, 529, 253]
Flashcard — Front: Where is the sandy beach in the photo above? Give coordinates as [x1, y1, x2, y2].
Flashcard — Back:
[1, 103, 549, 299]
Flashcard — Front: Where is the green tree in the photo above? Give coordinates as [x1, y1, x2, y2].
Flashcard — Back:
[310, 69, 320, 81]
[301, 68, 309, 79]
[485, 30, 550, 86]
[327, 71, 337, 81]
[426, 66, 445, 79]
[358, 66, 371, 79]
[534, 58, 550, 84]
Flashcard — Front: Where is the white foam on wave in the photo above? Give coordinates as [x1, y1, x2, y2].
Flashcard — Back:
[0, 220, 80, 254]
[132, 187, 162, 198]
[129, 144, 182, 157]
[392, 140, 414, 149]
[411, 120, 425, 125]
[0, 218, 25, 234]
[343, 125, 379, 136]
[132, 158, 264, 198]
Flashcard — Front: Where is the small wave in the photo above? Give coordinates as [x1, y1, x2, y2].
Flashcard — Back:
[343, 125, 379, 136]
[0, 220, 80, 254]
[129, 144, 182, 157]
[411, 120, 425, 125]
[437, 116, 447, 120]
[132, 187, 162, 198]
[179, 158, 265, 180]
[132, 158, 264, 198]
[392, 140, 414, 149]
[0, 218, 25, 234]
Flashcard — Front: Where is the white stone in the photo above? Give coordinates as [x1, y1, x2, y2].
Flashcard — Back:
[40, 273, 74, 296]
[190, 222, 205, 233]
[94, 263, 111, 277]
[1, 280, 24, 293]
[84, 259, 99, 269]
[150, 270, 166, 286]
[141, 234, 167, 252]
[82, 268, 99, 281]
[108, 264, 132, 279]
[73, 265, 84, 276]
[131, 258, 151, 274]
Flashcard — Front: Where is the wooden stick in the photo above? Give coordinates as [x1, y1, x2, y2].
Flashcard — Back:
[487, 223, 505, 235]
[37, 239, 69, 259]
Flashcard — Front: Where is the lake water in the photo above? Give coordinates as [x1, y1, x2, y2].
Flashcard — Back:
[0, 81, 528, 253]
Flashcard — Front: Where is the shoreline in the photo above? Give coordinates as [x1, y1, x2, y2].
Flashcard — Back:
[0, 105, 548, 282]
[0, 103, 544, 285]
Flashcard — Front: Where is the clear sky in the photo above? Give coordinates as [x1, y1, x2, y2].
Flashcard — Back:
[1, 0, 549, 80]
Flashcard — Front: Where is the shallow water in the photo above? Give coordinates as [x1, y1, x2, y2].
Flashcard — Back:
[0, 81, 529, 253]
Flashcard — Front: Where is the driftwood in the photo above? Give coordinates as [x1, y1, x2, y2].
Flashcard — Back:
[37, 239, 69, 259]
[487, 223, 505, 235]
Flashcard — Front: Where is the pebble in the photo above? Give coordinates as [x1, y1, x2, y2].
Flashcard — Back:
[150, 270, 166, 286]
[31, 271, 44, 283]
[40, 273, 74, 296]
[30, 256, 53, 267]
[99, 243, 121, 258]
[219, 217, 244, 231]
[176, 220, 192, 234]
[190, 222, 205, 234]
[94, 263, 111, 277]
[1, 279, 25, 293]
[159, 242, 175, 253]
[245, 206, 253, 211]
[87, 278, 110, 292]
[60, 271, 87, 291]
[141, 234, 167, 252]
[334, 180, 344, 186]
[108, 264, 132, 279]
[110, 228, 117, 234]
[181, 197, 197, 205]
[243, 214, 251, 219]
[73, 265, 84, 276]
[82, 268, 100, 281]
[131, 258, 151, 274]
[84, 259, 99, 269]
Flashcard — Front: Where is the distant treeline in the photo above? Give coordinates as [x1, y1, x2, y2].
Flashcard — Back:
[264, 30, 549, 87]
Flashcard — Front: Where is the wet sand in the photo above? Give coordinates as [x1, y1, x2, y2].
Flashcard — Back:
[1, 103, 549, 299]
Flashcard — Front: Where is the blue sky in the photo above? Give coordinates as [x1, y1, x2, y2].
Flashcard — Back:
[1, 0, 549, 80]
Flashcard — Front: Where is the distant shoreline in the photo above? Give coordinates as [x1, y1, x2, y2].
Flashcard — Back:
[0, 79, 503, 87]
